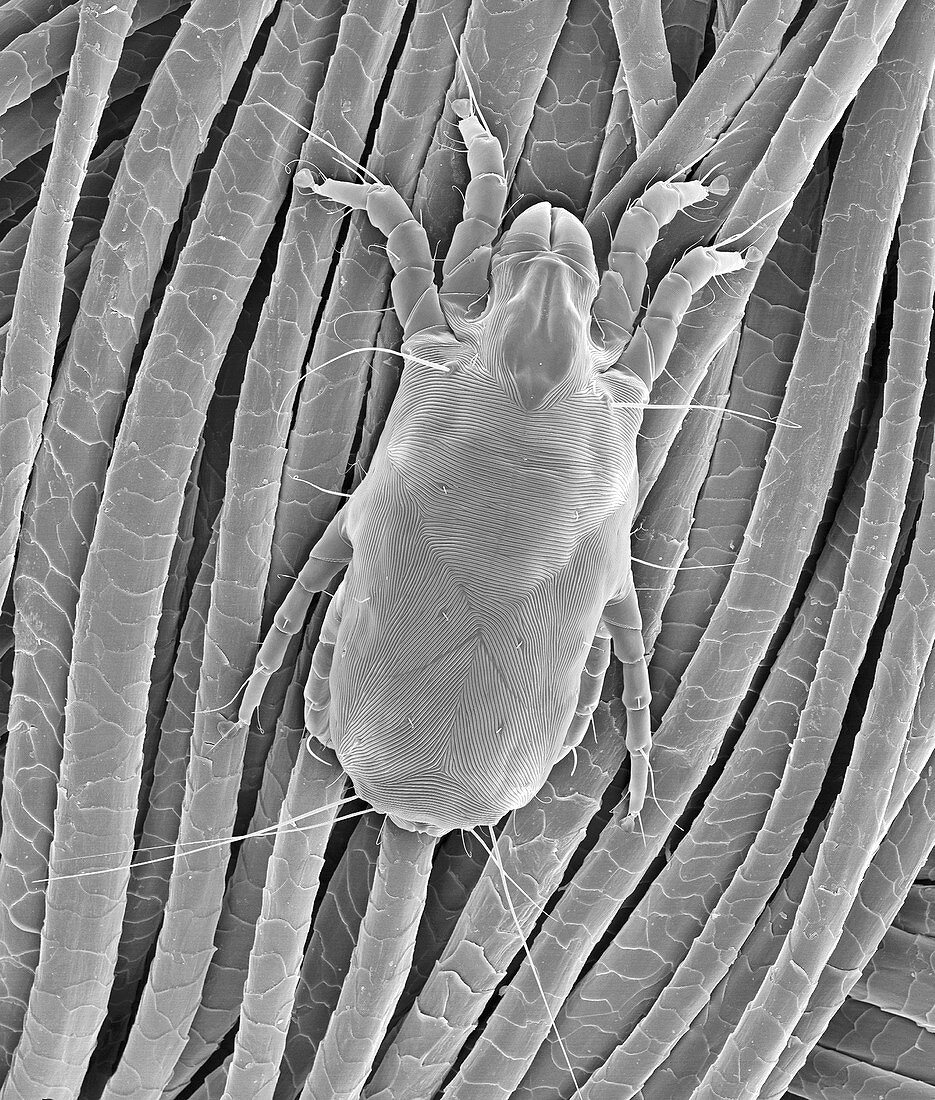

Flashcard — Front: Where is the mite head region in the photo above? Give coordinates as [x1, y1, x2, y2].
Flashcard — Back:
[482, 203, 601, 411]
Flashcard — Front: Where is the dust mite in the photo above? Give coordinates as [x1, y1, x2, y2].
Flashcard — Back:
[238, 99, 751, 837]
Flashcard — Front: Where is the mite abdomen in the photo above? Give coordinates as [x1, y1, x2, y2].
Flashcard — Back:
[327, 441, 624, 829]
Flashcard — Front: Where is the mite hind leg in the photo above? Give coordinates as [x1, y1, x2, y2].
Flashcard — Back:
[439, 99, 508, 317]
[294, 171, 450, 341]
[559, 629, 612, 761]
[591, 176, 728, 365]
[602, 586, 652, 820]
[303, 578, 347, 750]
[238, 509, 352, 727]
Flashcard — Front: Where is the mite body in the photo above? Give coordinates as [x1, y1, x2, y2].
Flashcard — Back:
[239, 100, 748, 836]
[312, 311, 642, 835]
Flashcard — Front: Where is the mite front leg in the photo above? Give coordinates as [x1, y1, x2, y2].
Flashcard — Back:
[439, 98, 508, 317]
[238, 508, 352, 727]
[616, 243, 752, 391]
[592, 176, 727, 362]
[602, 586, 652, 820]
[293, 171, 449, 340]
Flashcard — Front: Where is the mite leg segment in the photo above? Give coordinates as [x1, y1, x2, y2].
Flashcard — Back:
[304, 578, 346, 749]
[238, 508, 352, 727]
[295, 172, 449, 339]
[602, 586, 652, 819]
[615, 243, 749, 391]
[591, 176, 727, 358]
[559, 629, 612, 761]
[440, 99, 508, 315]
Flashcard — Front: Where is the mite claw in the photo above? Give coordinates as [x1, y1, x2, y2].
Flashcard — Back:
[293, 168, 318, 191]
[451, 97, 473, 119]
[206, 717, 245, 750]
[708, 174, 730, 196]
[744, 245, 764, 264]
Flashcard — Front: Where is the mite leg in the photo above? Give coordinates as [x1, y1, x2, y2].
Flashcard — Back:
[304, 577, 347, 749]
[559, 629, 612, 761]
[238, 509, 352, 727]
[602, 586, 651, 820]
[294, 171, 448, 340]
[439, 99, 508, 316]
[615, 243, 750, 391]
[592, 176, 728, 358]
